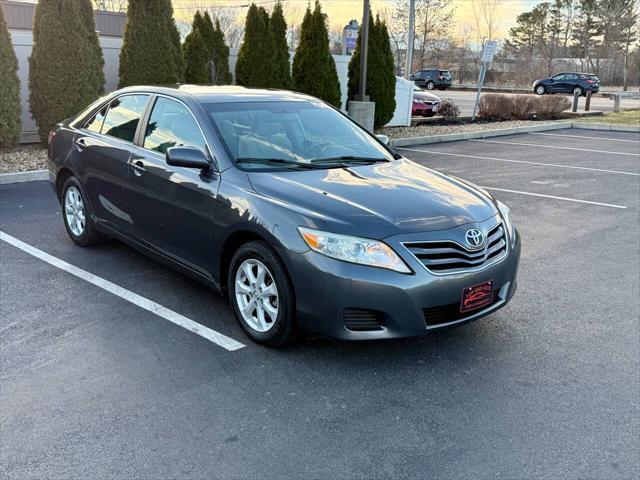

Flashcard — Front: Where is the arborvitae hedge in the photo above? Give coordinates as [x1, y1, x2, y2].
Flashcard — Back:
[270, 1, 292, 89]
[292, 1, 341, 107]
[183, 11, 210, 84]
[210, 15, 232, 85]
[348, 15, 396, 127]
[29, 0, 105, 142]
[0, 4, 21, 147]
[236, 4, 275, 88]
[119, 0, 184, 87]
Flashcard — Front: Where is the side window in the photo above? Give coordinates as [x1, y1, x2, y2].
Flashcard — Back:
[551, 74, 565, 81]
[101, 95, 149, 143]
[143, 97, 206, 154]
[84, 106, 108, 133]
[566, 74, 578, 80]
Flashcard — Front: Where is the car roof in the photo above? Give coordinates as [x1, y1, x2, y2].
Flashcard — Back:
[114, 84, 320, 104]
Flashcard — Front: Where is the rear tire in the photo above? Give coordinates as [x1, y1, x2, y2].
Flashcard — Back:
[61, 176, 107, 247]
[228, 241, 298, 347]
[573, 87, 584, 96]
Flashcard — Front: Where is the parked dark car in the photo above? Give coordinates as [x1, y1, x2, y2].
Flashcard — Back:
[48, 85, 520, 347]
[410, 69, 453, 90]
[533, 72, 600, 96]
[412, 89, 441, 117]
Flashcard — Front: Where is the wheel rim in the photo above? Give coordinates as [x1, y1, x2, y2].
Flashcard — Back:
[574, 88, 581, 95]
[64, 186, 86, 237]
[427, 82, 435, 90]
[537, 86, 544, 94]
[234, 259, 279, 333]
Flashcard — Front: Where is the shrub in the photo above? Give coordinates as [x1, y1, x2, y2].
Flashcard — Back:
[210, 16, 232, 85]
[236, 4, 275, 88]
[292, 1, 341, 108]
[183, 11, 210, 84]
[270, 1, 292, 89]
[29, 0, 105, 143]
[348, 15, 396, 128]
[119, 0, 184, 87]
[438, 100, 460, 121]
[0, 4, 21, 147]
[479, 93, 570, 120]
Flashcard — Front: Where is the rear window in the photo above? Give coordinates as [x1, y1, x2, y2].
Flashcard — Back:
[101, 95, 149, 143]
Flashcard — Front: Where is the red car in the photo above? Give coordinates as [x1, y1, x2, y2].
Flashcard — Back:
[412, 90, 441, 117]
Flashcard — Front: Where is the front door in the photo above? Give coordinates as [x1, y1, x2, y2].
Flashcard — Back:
[126, 96, 219, 276]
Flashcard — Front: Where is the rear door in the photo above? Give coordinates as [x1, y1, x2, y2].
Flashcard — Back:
[564, 73, 579, 92]
[126, 96, 219, 276]
[72, 94, 150, 234]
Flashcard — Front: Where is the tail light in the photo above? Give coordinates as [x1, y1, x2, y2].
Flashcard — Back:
[437, 76, 444, 80]
[586, 80, 594, 84]
[47, 129, 56, 146]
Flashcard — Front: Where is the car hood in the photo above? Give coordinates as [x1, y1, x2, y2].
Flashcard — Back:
[248, 158, 498, 238]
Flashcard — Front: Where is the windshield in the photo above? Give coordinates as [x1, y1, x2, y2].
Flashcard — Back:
[204, 101, 393, 169]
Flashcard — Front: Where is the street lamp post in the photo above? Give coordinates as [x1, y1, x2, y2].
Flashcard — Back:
[356, 0, 370, 101]
[405, 0, 415, 79]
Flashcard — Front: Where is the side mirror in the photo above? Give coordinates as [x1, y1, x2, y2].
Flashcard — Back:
[166, 146, 210, 170]
[376, 134, 390, 146]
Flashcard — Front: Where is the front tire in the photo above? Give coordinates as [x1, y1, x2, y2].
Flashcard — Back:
[426, 81, 436, 90]
[61, 176, 106, 247]
[228, 241, 297, 347]
[535, 85, 546, 95]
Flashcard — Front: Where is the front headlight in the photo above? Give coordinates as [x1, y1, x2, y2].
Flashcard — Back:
[497, 200, 515, 240]
[298, 227, 411, 274]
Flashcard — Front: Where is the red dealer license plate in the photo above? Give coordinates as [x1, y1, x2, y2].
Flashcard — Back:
[460, 280, 495, 313]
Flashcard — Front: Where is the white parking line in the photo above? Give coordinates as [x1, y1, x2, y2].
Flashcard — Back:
[396, 147, 640, 176]
[479, 186, 628, 209]
[530, 132, 640, 144]
[470, 139, 640, 156]
[0, 231, 246, 352]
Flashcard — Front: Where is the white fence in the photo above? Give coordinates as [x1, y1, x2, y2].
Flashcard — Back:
[12, 39, 410, 142]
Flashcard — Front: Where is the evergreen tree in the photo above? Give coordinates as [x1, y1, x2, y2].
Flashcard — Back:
[571, 0, 601, 71]
[292, 1, 341, 107]
[29, 0, 105, 142]
[0, 3, 21, 147]
[270, 1, 292, 89]
[183, 11, 210, 83]
[119, 0, 184, 87]
[347, 15, 396, 127]
[236, 4, 275, 87]
[211, 17, 233, 85]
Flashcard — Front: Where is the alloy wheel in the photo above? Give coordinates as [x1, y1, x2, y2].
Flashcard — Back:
[65, 186, 86, 237]
[234, 259, 279, 333]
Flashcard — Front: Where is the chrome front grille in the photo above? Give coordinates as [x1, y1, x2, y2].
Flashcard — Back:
[403, 222, 507, 274]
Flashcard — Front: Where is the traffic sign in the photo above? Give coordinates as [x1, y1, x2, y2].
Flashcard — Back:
[481, 40, 497, 64]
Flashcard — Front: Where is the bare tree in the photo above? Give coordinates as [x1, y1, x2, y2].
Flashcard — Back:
[471, 0, 501, 45]
[92, 0, 127, 12]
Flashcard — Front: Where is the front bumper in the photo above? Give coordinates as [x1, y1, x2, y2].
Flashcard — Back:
[286, 222, 521, 340]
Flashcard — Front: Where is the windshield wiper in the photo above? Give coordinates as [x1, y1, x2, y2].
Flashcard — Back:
[235, 158, 316, 169]
[312, 156, 388, 165]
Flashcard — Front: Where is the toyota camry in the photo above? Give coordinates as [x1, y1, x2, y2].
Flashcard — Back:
[47, 85, 520, 347]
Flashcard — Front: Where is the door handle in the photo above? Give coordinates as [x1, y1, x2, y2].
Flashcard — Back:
[131, 160, 146, 176]
[74, 138, 86, 152]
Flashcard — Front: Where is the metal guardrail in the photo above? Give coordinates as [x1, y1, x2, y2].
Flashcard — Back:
[599, 92, 640, 112]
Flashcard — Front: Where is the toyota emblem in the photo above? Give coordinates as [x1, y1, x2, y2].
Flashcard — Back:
[465, 228, 485, 249]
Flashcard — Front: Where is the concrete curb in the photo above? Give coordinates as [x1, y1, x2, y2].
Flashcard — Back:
[0, 169, 49, 185]
[570, 122, 640, 133]
[390, 122, 572, 147]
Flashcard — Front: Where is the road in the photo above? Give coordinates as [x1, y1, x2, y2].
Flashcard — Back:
[429, 89, 640, 116]
[1, 129, 639, 478]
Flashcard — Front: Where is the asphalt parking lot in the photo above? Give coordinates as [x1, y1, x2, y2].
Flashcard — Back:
[1, 128, 639, 479]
